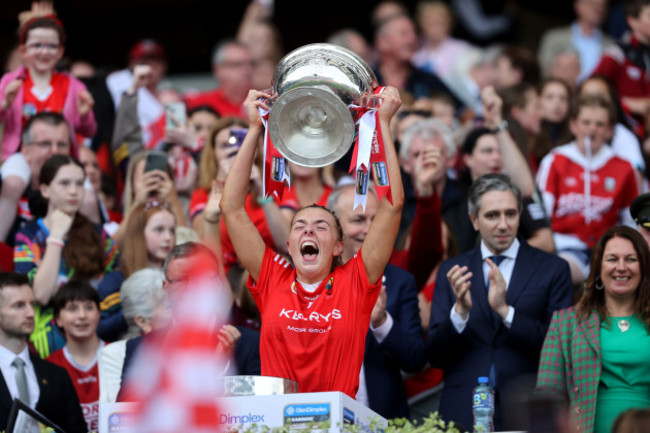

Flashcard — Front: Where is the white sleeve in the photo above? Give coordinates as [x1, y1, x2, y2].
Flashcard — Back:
[0, 153, 30, 184]
[98, 340, 127, 403]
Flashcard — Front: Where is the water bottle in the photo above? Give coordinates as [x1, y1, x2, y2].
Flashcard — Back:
[472, 376, 494, 432]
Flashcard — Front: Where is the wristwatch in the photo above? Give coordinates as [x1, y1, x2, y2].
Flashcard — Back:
[493, 119, 508, 133]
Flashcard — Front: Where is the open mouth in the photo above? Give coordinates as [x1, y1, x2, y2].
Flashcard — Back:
[300, 240, 320, 262]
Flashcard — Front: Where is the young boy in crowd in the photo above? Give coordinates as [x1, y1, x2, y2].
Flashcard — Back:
[47, 281, 104, 433]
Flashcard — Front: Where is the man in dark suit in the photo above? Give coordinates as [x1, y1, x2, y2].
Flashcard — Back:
[0, 272, 86, 433]
[427, 174, 572, 431]
[328, 184, 427, 419]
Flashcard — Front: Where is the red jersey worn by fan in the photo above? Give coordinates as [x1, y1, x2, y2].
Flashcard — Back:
[185, 88, 246, 119]
[247, 248, 381, 398]
[592, 36, 650, 136]
[537, 142, 638, 250]
[47, 343, 104, 433]
[190, 190, 275, 273]
[278, 185, 333, 211]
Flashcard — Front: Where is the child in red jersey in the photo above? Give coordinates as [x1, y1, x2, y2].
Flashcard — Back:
[47, 281, 103, 433]
[0, 12, 96, 161]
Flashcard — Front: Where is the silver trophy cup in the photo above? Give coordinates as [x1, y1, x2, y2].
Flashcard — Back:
[268, 43, 378, 168]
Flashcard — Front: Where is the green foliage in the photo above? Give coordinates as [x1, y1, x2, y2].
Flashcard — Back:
[382, 412, 461, 433]
[226, 412, 460, 433]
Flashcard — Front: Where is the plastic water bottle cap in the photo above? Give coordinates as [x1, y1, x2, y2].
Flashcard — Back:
[478, 377, 489, 384]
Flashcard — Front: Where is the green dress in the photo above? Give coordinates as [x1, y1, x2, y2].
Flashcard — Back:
[594, 315, 650, 433]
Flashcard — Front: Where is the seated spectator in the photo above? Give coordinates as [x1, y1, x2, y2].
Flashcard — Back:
[97, 198, 176, 341]
[13, 155, 117, 358]
[0, 272, 86, 432]
[0, 12, 96, 162]
[47, 281, 103, 433]
[98, 268, 171, 403]
[537, 95, 639, 285]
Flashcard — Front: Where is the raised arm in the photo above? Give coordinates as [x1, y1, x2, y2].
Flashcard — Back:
[482, 86, 535, 197]
[361, 87, 404, 285]
[220, 90, 269, 281]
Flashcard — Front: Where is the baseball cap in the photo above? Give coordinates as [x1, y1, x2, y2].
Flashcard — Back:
[129, 39, 166, 62]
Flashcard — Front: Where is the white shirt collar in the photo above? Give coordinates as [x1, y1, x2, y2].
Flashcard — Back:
[480, 237, 520, 261]
[0, 344, 30, 369]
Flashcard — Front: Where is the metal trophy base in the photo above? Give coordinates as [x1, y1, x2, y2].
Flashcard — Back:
[222, 375, 298, 396]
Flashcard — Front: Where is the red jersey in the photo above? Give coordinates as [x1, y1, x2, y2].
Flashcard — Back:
[537, 143, 638, 248]
[21, 70, 69, 126]
[190, 189, 275, 273]
[592, 36, 650, 135]
[247, 248, 381, 398]
[185, 88, 245, 119]
[47, 343, 103, 433]
[278, 185, 333, 211]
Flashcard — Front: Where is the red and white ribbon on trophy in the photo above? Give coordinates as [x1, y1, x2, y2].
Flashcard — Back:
[348, 86, 393, 211]
[258, 104, 291, 200]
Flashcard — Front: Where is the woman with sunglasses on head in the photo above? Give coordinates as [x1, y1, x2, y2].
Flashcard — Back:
[221, 87, 404, 397]
[13, 154, 117, 358]
[97, 198, 176, 341]
[536, 226, 650, 433]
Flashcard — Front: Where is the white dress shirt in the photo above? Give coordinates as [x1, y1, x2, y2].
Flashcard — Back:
[450, 238, 520, 333]
[0, 344, 40, 408]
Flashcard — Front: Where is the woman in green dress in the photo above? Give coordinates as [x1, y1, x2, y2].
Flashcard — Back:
[536, 225, 650, 433]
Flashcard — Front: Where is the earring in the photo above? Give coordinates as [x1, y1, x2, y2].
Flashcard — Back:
[595, 276, 604, 290]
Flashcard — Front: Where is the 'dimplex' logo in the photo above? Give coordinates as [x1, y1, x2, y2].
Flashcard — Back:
[218, 413, 266, 424]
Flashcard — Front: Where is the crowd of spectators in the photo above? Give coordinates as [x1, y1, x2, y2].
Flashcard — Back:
[1, 0, 650, 432]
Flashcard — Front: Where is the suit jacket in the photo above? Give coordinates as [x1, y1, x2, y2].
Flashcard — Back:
[364, 264, 426, 419]
[0, 352, 87, 433]
[233, 326, 261, 376]
[536, 307, 601, 433]
[427, 239, 572, 431]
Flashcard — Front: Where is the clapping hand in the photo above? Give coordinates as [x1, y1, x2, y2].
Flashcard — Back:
[447, 265, 473, 319]
[486, 258, 509, 320]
